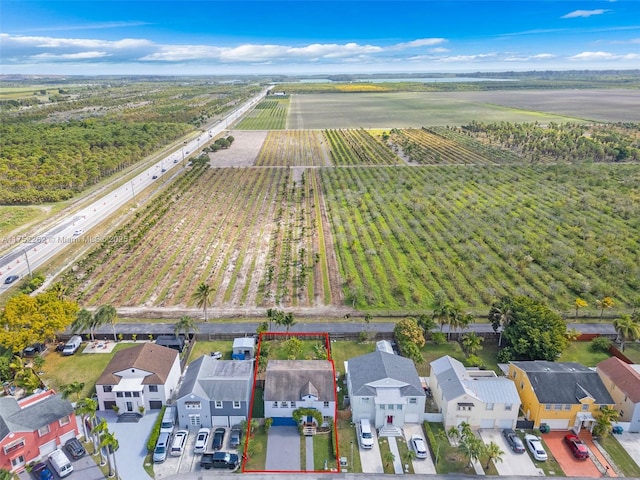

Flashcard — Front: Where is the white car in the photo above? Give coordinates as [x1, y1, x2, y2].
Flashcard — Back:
[410, 434, 428, 459]
[524, 434, 548, 461]
[73, 229, 84, 236]
[194, 428, 210, 454]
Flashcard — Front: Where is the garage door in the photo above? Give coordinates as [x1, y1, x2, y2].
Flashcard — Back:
[39, 440, 57, 457]
[229, 415, 246, 426]
[271, 417, 297, 427]
[405, 414, 420, 423]
[103, 400, 116, 411]
[540, 419, 569, 430]
[212, 416, 229, 427]
[497, 419, 514, 429]
[480, 418, 495, 429]
[59, 431, 76, 445]
[149, 401, 163, 410]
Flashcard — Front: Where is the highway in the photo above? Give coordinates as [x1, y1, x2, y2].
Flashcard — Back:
[0, 87, 271, 291]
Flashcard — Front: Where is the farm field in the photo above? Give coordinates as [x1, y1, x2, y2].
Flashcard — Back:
[235, 96, 289, 130]
[255, 130, 329, 166]
[287, 92, 589, 129]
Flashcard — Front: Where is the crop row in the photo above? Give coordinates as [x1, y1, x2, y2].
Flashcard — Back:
[324, 129, 400, 165]
[235, 97, 289, 130]
[321, 163, 640, 311]
[425, 126, 522, 164]
[255, 131, 328, 166]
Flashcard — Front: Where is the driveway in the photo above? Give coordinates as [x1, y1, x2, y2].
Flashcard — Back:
[613, 431, 640, 468]
[359, 425, 383, 474]
[542, 431, 600, 477]
[403, 424, 436, 474]
[265, 426, 300, 471]
[17, 445, 105, 480]
[479, 429, 543, 476]
[104, 409, 160, 480]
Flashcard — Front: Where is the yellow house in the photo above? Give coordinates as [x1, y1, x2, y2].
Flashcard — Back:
[508, 361, 614, 432]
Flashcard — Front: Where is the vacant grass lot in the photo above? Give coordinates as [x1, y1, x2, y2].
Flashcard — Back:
[557, 341, 611, 366]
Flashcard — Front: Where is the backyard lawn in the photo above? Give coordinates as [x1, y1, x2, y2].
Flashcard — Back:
[329, 340, 377, 374]
[621, 342, 640, 363]
[417, 341, 466, 376]
[558, 341, 611, 366]
[187, 340, 233, 363]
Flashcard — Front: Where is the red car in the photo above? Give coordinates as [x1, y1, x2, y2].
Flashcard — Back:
[564, 433, 589, 459]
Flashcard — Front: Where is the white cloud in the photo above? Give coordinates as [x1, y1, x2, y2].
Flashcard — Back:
[562, 9, 609, 19]
[31, 51, 110, 60]
[438, 53, 497, 63]
[569, 51, 640, 60]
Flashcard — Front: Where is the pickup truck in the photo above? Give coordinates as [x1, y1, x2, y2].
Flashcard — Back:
[200, 451, 239, 470]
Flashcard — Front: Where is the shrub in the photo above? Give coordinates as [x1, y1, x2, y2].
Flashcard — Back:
[590, 336, 612, 352]
[147, 405, 165, 453]
[431, 332, 447, 344]
[464, 355, 482, 367]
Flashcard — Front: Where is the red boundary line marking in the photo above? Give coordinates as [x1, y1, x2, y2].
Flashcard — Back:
[242, 331, 340, 474]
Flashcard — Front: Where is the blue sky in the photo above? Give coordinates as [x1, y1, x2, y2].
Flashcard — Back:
[1, 1, 639, 75]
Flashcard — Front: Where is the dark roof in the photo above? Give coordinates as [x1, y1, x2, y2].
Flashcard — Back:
[597, 357, 640, 403]
[511, 361, 614, 405]
[0, 394, 74, 441]
[264, 360, 334, 402]
[348, 350, 424, 398]
[96, 343, 179, 385]
[177, 355, 253, 402]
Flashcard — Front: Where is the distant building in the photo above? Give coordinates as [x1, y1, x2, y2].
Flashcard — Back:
[597, 357, 640, 432]
[0, 390, 79, 473]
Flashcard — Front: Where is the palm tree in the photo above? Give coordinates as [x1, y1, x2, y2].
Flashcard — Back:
[0, 468, 13, 480]
[193, 283, 213, 322]
[488, 297, 513, 346]
[592, 406, 620, 437]
[432, 293, 453, 333]
[173, 315, 199, 340]
[484, 441, 504, 469]
[458, 435, 484, 468]
[461, 332, 484, 357]
[71, 308, 99, 341]
[75, 397, 97, 442]
[383, 450, 395, 468]
[49, 282, 69, 300]
[92, 418, 108, 466]
[448, 306, 472, 341]
[596, 296, 615, 319]
[100, 430, 119, 478]
[416, 314, 437, 341]
[613, 314, 640, 352]
[96, 305, 118, 342]
[60, 381, 85, 402]
[281, 312, 296, 333]
[402, 449, 417, 465]
[447, 426, 460, 446]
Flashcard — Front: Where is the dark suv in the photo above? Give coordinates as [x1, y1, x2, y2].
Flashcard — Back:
[200, 451, 239, 470]
[502, 428, 525, 453]
[65, 437, 87, 459]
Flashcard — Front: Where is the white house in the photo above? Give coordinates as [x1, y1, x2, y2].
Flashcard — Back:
[263, 360, 336, 426]
[95, 343, 181, 413]
[429, 355, 521, 430]
[346, 350, 425, 431]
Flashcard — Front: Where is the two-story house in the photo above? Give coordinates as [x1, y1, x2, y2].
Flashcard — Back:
[0, 390, 79, 473]
[346, 350, 425, 432]
[429, 355, 520, 430]
[264, 360, 336, 426]
[597, 356, 640, 433]
[508, 360, 614, 432]
[96, 343, 181, 414]
[175, 355, 254, 429]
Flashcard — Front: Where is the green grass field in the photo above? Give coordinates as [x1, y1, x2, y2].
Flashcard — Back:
[557, 341, 611, 366]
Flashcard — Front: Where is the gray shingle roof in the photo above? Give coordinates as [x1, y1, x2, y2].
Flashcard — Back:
[0, 394, 74, 441]
[177, 356, 253, 402]
[348, 350, 424, 397]
[264, 360, 334, 402]
[511, 360, 614, 405]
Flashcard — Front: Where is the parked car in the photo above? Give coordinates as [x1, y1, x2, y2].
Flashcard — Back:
[153, 432, 170, 463]
[410, 434, 428, 459]
[229, 424, 242, 448]
[564, 433, 589, 459]
[32, 462, 54, 480]
[502, 428, 525, 453]
[210, 351, 222, 359]
[194, 428, 210, 454]
[524, 434, 547, 461]
[23, 342, 46, 357]
[200, 451, 239, 470]
[212, 427, 226, 450]
[152, 175, 158, 179]
[4, 275, 19, 284]
[64, 437, 86, 459]
[170, 430, 188, 457]
[62, 335, 82, 355]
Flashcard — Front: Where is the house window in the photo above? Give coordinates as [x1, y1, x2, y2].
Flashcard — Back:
[116, 392, 123, 398]
[378, 404, 385, 410]
[323, 401, 330, 408]
[281, 401, 289, 408]
[486, 403, 494, 411]
[396, 404, 403, 410]
[10, 455, 25, 468]
[103, 385, 112, 393]
[272, 402, 278, 408]
[38, 425, 50, 437]
[124, 392, 132, 398]
[545, 404, 551, 411]
[189, 414, 201, 426]
[409, 398, 417, 405]
[520, 382, 524, 390]
[505, 404, 512, 411]
[564, 404, 571, 411]
[362, 397, 370, 404]
[4, 438, 25, 455]
[620, 410, 624, 417]
[582, 404, 589, 411]
[133, 392, 140, 398]
[457, 403, 474, 411]
[512, 371, 517, 378]
[233, 401, 241, 409]
[59, 416, 70, 426]
[387, 404, 394, 410]
[290, 401, 296, 408]
[554, 404, 562, 411]
[214, 401, 223, 409]
[185, 401, 201, 409]
[149, 385, 158, 393]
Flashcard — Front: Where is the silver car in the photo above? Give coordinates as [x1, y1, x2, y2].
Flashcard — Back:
[410, 434, 428, 459]
[525, 434, 548, 461]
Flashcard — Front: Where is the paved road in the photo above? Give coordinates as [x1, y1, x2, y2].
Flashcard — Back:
[0, 88, 270, 290]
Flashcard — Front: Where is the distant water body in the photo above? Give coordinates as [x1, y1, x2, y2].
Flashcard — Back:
[299, 77, 516, 83]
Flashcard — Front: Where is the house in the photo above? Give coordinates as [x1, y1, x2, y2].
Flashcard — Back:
[346, 350, 425, 431]
[264, 360, 336, 426]
[96, 343, 181, 413]
[232, 337, 256, 360]
[429, 355, 520, 430]
[597, 357, 640, 433]
[508, 360, 614, 432]
[0, 390, 79, 473]
[175, 355, 254, 429]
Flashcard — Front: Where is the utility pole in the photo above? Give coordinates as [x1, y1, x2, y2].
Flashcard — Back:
[24, 249, 32, 278]
[130, 181, 136, 207]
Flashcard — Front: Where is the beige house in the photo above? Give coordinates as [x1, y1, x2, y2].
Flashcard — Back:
[597, 357, 640, 433]
[429, 355, 520, 430]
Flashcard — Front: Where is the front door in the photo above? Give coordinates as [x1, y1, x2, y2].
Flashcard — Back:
[126, 401, 133, 412]
[386, 415, 393, 424]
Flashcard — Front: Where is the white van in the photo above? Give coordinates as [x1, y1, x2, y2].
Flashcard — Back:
[49, 449, 73, 477]
[359, 419, 374, 449]
[170, 430, 188, 456]
[160, 406, 176, 434]
[62, 335, 82, 355]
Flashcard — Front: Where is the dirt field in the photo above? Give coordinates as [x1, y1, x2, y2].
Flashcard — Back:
[287, 89, 640, 129]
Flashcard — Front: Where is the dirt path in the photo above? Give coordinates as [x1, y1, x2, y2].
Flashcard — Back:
[114, 304, 355, 319]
